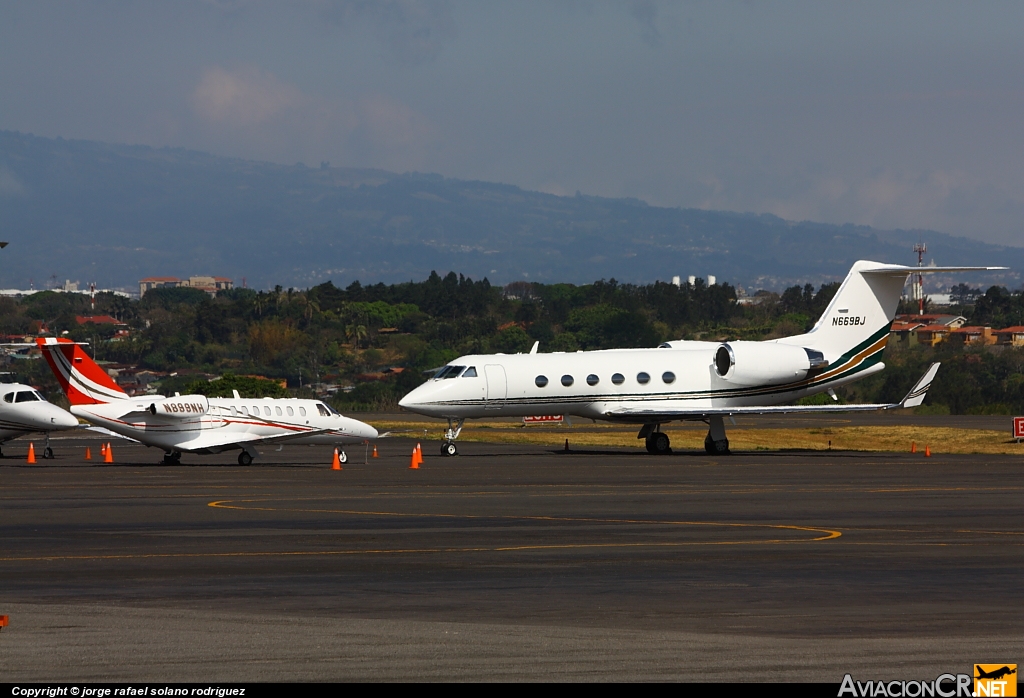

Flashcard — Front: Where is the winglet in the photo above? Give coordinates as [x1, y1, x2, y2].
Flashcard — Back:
[530, 341, 539, 355]
[898, 362, 941, 408]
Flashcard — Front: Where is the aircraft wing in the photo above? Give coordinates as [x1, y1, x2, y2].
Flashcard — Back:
[84, 425, 141, 443]
[604, 363, 940, 420]
[175, 427, 336, 453]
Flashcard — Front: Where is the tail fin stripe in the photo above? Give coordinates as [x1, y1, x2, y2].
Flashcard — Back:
[45, 344, 127, 401]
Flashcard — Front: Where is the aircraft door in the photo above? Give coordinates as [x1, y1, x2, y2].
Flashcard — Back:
[484, 365, 507, 408]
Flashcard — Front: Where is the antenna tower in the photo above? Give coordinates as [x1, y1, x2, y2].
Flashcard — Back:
[913, 241, 927, 315]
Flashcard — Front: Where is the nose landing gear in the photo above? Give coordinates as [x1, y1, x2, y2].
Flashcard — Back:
[440, 418, 464, 457]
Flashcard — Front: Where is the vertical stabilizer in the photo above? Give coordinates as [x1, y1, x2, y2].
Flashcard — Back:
[777, 261, 909, 366]
[36, 337, 129, 405]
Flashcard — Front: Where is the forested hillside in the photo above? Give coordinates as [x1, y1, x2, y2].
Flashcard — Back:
[2, 130, 1022, 291]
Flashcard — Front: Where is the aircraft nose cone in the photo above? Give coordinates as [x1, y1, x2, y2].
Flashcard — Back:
[55, 409, 80, 428]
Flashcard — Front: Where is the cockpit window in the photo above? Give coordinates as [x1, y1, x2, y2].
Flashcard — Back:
[2, 392, 12, 403]
[316, 403, 331, 417]
[462, 366, 477, 377]
[15, 391, 40, 402]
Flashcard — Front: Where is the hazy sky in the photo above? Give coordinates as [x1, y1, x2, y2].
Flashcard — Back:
[3, 1, 1024, 246]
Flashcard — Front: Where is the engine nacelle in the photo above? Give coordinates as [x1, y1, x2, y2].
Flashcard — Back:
[713, 342, 827, 387]
[149, 395, 210, 418]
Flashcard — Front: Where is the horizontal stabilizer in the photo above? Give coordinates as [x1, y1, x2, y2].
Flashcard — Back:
[860, 265, 1007, 274]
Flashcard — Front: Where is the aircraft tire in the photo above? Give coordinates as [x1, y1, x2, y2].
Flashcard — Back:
[163, 451, 181, 465]
[441, 442, 458, 457]
[704, 433, 730, 455]
[647, 432, 671, 455]
[43, 447, 54, 459]
[338, 450, 348, 464]
[237, 452, 253, 466]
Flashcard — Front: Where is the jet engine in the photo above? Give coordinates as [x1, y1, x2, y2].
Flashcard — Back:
[713, 342, 827, 387]
[149, 395, 210, 418]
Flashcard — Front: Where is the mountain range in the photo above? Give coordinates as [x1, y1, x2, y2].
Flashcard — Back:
[1, 130, 1020, 294]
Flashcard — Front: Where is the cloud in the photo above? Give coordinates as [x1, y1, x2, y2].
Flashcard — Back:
[189, 65, 434, 171]
[315, 0, 458, 65]
[0, 165, 27, 197]
[191, 66, 307, 126]
[629, 0, 660, 47]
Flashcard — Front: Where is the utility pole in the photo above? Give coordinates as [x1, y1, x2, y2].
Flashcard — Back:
[913, 241, 927, 315]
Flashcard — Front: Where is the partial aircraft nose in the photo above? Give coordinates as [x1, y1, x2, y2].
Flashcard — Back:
[398, 383, 428, 412]
[342, 416, 378, 441]
[34, 403, 80, 430]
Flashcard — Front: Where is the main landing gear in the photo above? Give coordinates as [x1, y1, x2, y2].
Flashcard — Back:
[703, 415, 730, 455]
[638, 424, 671, 455]
[440, 418, 464, 457]
[41, 434, 54, 459]
[163, 451, 181, 465]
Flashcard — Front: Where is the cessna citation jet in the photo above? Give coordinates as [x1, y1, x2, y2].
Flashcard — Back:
[36, 337, 378, 464]
[0, 381, 80, 458]
[399, 260, 1003, 456]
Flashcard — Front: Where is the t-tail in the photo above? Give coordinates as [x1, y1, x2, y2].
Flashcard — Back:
[778, 260, 1005, 368]
[36, 337, 129, 405]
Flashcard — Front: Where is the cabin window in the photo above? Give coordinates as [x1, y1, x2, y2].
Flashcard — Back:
[2, 392, 12, 403]
[662, 372, 676, 384]
[317, 403, 331, 417]
[299, 406, 306, 417]
[263, 406, 271, 416]
[252, 406, 259, 415]
[240, 406, 248, 415]
[15, 391, 40, 402]
[561, 375, 574, 387]
[611, 373, 625, 385]
[637, 372, 650, 385]
[535, 375, 548, 387]
[287, 406, 294, 416]
[230, 406, 237, 416]
[462, 366, 477, 377]
[275, 406, 283, 416]
[586, 374, 599, 386]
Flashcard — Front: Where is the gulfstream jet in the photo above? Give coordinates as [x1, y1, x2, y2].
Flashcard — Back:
[398, 261, 1004, 456]
[37, 337, 378, 464]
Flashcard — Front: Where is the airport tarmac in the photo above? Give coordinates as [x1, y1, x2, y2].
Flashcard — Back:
[1, 433, 1022, 681]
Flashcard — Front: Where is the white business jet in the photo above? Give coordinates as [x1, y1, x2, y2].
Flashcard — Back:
[0, 381, 80, 458]
[399, 260, 1004, 456]
[36, 337, 378, 465]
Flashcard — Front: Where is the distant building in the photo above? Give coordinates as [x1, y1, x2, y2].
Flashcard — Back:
[889, 314, 967, 347]
[75, 315, 125, 326]
[994, 326, 1024, 347]
[949, 326, 996, 346]
[139, 276, 233, 297]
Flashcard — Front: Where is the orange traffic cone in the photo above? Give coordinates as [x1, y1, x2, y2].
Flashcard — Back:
[100, 442, 106, 457]
[924, 445, 931, 458]
[104, 442, 113, 463]
[84, 447, 92, 460]
[26, 443, 36, 464]
[332, 448, 342, 471]
[409, 445, 420, 469]
[372, 444, 379, 458]
[911, 441, 917, 454]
